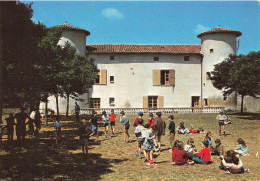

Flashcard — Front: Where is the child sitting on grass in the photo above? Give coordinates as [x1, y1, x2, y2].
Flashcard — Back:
[54, 116, 62, 144]
[192, 140, 211, 164]
[219, 150, 249, 174]
[173, 141, 192, 166]
[234, 138, 249, 156]
[176, 121, 190, 134]
[78, 119, 92, 155]
[135, 118, 145, 159]
[210, 139, 223, 156]
[204, 131, 213, 148]
[171, 140, 180, 165]
[184, 138, 197, 158]
[143, 125, 157, 166]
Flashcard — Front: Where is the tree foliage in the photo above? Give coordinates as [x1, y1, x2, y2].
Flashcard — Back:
[210, 51, 260, 113]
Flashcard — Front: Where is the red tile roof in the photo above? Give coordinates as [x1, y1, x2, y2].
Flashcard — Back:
[197, 26, 242, 38]
[86, 44, 201, 54]
[51, 23, 90, 36]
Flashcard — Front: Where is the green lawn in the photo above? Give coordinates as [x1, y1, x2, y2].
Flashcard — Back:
[0, 113, 259, 181]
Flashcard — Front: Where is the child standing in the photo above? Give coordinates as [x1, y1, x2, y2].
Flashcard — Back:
[54, 116, 62, 144]
[148, 113, 155, 129]
[234, 138, 249, 156]
[143, 125, 157, 166]
[102, 111, 110, 138]
[89, 112, 99, 141]
[135, 118, 145, 159]
[5, 113, 15, 143]
[192, 141, 211, 164]
[133, 112, 143, 127]
[153, 112, 166, 152]
[110, 109, 116, 135]
[78, 119, 91, 155]
[168, 115, 175, 150]
[216, 110, 227, 136]
[120, 111, 130, 143]
[15, 107, 29, 147]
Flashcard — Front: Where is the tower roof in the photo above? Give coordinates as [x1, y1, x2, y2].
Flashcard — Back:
[197, 26, 242, 38]
[51, 22, 90, 36]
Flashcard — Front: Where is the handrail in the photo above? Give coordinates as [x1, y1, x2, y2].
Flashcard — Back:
[78, 107, 224, 114]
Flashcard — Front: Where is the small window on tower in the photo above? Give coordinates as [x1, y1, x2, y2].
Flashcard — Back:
[110, 56, 114, 60]
[210, 49, 214, 54]
[154, 56, 159, 61]
[184, 56, 189, 61]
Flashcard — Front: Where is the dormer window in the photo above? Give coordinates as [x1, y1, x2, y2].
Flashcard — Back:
[184, 56, 189, 61]
[154, 56, 159, 61]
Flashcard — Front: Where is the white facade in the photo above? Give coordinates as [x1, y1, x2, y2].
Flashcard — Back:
[40, 24, 242, 113]
[88, 54, 202, 108]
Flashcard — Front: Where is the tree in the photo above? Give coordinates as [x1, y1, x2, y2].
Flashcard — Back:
[0, 1, 46, 122]
[210, 51, 260, 113]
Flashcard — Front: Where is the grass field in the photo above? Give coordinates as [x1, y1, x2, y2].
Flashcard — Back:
[0, 112, 259, 181]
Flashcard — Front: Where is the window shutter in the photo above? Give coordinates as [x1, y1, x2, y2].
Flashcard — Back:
[208, 99, 210, 107]
[158, 96, 164, 109]
[153, 70, 161, 86]
[169, 69, 175, 86]
[143, 96, 148, 112]
[100, 69, 107, 85]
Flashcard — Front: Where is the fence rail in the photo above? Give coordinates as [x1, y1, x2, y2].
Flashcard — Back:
[79, 107, 224, 115]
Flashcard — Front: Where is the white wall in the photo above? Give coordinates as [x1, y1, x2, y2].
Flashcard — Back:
[58, 30, 87, 56]
[201, 33, 237, 109]
[88, 54, 202, 108]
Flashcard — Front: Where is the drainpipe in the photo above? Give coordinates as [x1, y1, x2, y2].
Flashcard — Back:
[200, 52, 204, 107]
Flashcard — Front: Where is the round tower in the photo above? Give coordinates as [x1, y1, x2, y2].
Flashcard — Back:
[40, 23, 90, 114]
[198, 26, 242, 110]
[52, 22, 90, 56]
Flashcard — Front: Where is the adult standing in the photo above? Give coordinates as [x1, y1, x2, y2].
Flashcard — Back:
[15, 107, 29, 147]
[75, 102, 81, 123]
[34, 109, 42, 138]
[153, 112, 166, 152]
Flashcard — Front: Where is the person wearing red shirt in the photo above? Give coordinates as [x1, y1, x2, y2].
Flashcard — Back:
[148, 113, 155, 129]
[172, 141, 191, 165]
[110, 109, 116, 135]
[192, 140, 211, 164]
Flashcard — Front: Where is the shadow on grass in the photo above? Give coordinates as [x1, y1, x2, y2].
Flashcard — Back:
[227, 113, 260, 120]
[0, 120, 128, 181]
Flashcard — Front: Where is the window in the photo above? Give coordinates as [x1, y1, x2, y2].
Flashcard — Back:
[204, 99, 208, 107]
[148, 96, 158, 108]
[153, 69, 175, 86]
[90, 98, 100, 108]
[210, 49, 214, 53]
[161, 70, 170, 85]
[110, 76, 114, 83]
[223, 96, 227, 101]
[110, 56, 114, 60]
[95, 70, 100, 84]
[109, 98, 115, 106]
[184, 56, 189, 61]
[192, 96, 200, 107]
[154, 56, 159, 61]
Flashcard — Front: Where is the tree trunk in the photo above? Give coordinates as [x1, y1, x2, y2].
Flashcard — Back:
[240, 95, 244, 114]
[0, 2, 4, 124]
[66, 94, 69, 117]
[45, 96, 48, 126]
[56, 96, 59, 116]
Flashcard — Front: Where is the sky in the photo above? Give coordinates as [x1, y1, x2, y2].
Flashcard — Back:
[28, 1, 260, 55]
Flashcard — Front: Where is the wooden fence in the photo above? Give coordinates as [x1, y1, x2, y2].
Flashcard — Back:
[79, 107, 224, 115]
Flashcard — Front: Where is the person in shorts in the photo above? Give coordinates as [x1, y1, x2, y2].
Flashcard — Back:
[120, 111, 130, 143]
[216, 110, 227, 136]
[110, 109, 116, 135]
[89, 112, 99, 141]
[135, 118, 145, 159]
[54, 116, 62, 144]
[78, 119, 91, 155]
[168, 115, 175, 150]
[102, 111, 110, 138]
